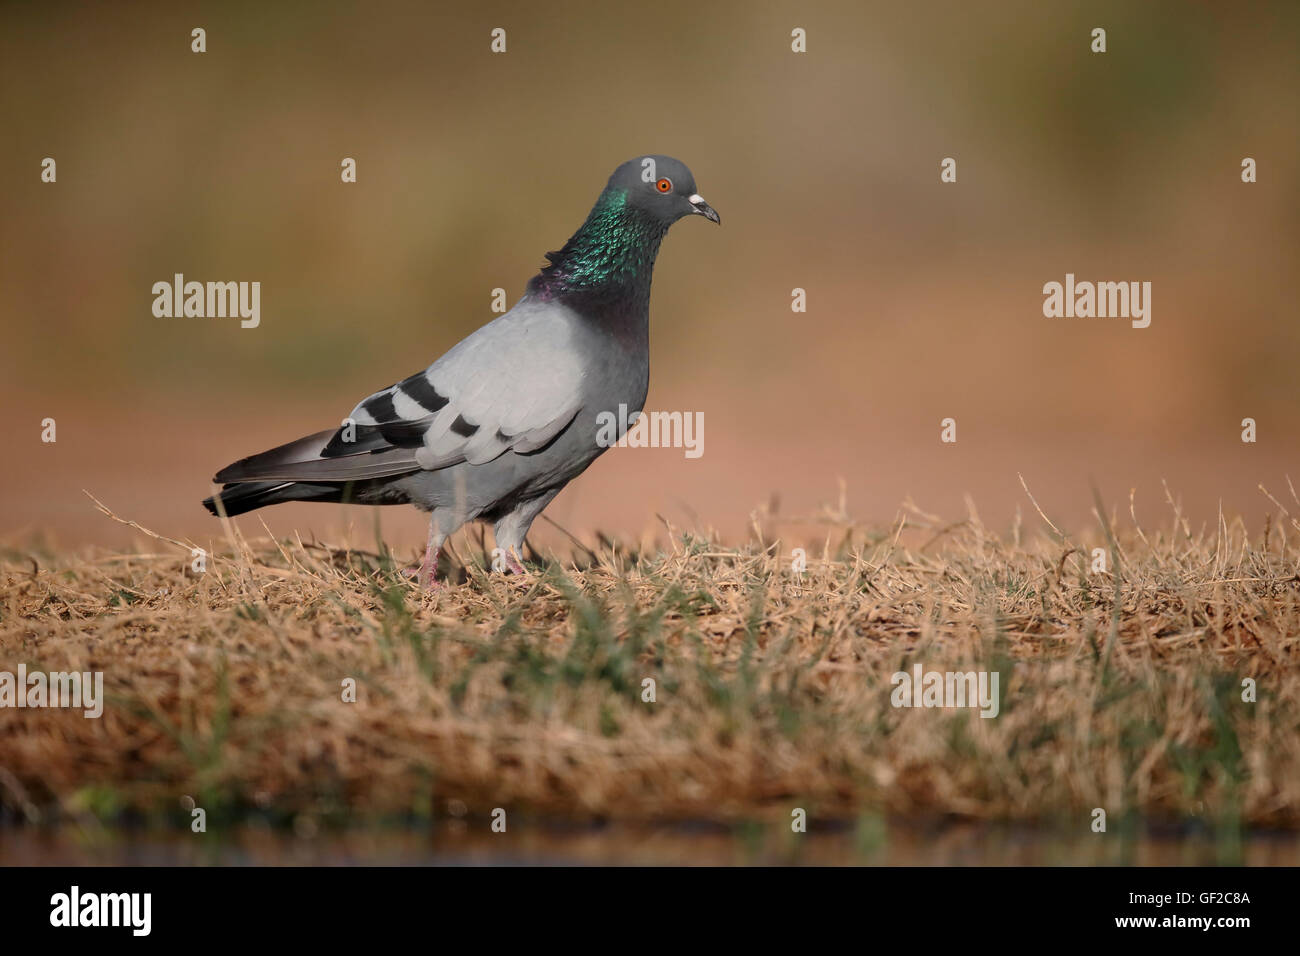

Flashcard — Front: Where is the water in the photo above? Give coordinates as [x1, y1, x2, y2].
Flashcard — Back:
[3, 820, 1296, 866]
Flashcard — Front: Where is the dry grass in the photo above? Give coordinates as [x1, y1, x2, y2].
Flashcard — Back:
[2, 484, 1299, 838]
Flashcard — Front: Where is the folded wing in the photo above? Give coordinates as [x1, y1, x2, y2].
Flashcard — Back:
[214, 301, 585, 484]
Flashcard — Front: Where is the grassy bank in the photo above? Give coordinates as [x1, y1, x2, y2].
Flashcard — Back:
[2, 490, 1298, 840]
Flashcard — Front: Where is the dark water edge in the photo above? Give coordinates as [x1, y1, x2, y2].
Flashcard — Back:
[2, 819, 1297, 866]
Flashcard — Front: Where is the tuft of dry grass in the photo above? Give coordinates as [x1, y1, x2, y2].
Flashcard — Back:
[2, 486, 1299, 837]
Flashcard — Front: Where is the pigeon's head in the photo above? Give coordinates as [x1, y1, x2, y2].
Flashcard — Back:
[607, 155, 720, 227]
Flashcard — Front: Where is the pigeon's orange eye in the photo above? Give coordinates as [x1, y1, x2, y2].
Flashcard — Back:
[656, 177, 672, 193]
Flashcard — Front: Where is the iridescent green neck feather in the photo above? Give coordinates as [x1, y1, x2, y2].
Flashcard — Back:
[528, 189, 669, 309]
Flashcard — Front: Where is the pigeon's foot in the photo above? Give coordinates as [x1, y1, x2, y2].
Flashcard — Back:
[503, 549, 527, 575]
[399, 543, 443, 591]
[400, 565, 446, 591]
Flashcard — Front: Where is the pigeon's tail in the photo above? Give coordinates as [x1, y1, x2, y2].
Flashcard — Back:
[202, 480, 351, 517]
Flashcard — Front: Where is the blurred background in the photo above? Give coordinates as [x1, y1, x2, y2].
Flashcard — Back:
[2, 0, 1297, 556]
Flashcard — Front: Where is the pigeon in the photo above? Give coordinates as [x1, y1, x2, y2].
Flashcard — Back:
[203, 155, 719, 587]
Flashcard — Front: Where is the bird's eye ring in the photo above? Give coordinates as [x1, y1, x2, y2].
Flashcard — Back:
[656, 177, 672, 193]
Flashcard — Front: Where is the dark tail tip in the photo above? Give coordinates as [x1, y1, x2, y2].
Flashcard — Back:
[202, 481, 278, 518]
[203, 479, 345, 518]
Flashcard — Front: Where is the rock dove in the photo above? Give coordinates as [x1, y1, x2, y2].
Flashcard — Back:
[203, 155, 719, 587]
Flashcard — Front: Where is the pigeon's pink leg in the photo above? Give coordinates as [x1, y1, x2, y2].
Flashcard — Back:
[504, 548, 527, 575]
[416, 544, 442, 590]
[403, 518, 445, 590]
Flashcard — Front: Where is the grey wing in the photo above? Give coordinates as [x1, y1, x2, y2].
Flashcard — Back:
[216, 301, 585, 484]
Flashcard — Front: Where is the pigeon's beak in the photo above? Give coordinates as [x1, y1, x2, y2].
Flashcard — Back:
[688, 193, 721, 225]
